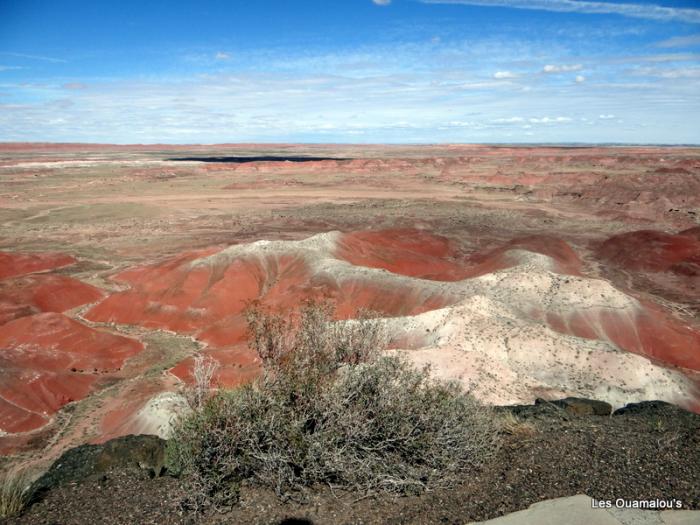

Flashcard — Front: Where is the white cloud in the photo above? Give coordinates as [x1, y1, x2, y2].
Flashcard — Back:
[599, 114, 616, 119]
[458, 80, 514, 89]
[215, 52, 232, 61]
[372, 0, 391, 5]
[419, 1, 700, 24]
[543, 63, 582, 73]
[575, 75, 586, 83]
[2, 36, 700, 144]
[529, 116, 572, 124]
[655, 35, 700, 49]
[493, 116, 524, 123]
[493, 70, 518, 79]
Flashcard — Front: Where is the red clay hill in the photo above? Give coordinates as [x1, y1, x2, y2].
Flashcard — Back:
[0, 252, 143, 434]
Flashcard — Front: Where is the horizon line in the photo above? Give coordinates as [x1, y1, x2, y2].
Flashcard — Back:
[1, 141, 699, 148]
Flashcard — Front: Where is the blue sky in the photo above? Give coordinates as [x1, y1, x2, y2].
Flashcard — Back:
[1, 0, 699, 143]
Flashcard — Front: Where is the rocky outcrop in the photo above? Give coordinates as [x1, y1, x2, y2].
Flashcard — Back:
[538, 397, 612, 416]
[31, 434, 167, 496]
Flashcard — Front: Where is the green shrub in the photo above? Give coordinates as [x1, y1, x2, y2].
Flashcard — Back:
[167, 301, 499, 509]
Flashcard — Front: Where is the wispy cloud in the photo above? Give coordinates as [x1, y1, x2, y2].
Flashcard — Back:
[372, 0, 391, 5]
[2, 29, 699, 144]
[543, 63, 582, 73]
[419, 1, 700, 24]
[529, 116, 572, 124]
[633, 65, 700, 78]
[0, 52, 66, 63]
[618, 53, 700, 63]
[215, 51, 232, 61]
[655, 34, 700, 48]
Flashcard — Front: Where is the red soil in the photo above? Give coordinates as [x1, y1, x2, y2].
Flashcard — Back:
[86, 252, 313, 337]
[83, 229, 699, 380]
[545, 303, 700, 372]
[0, 274, 104, 325]
[335, 229, 467, 280]
[0, 313, 144, 433]
[84, 231, 470, 350]
[0, 251, 76, 280]
[597, 229, 700, 273]
[170, 346, 261, 388]
[5, 228, 695, 439]
[467, 236, 583, 277]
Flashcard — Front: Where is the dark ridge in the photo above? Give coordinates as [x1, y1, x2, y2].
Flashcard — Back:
[167, 156, 349, 163]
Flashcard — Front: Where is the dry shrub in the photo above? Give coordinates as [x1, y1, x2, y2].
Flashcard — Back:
[498, 411, 537, 438]
[184, 354, 219, 410]
[0, 469, 32, 518]
[167, 301, 499, 509]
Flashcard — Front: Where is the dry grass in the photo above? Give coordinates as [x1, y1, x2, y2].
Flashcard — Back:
[0, 469, 32, 519]
[498, 412, 538, 438]
[167, 301, 499, 510]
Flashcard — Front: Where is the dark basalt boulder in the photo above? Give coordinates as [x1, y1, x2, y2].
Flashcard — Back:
[613, 400, 699, 420]
[31, 434, 167, 496]
[496, 397, 612, 419]
[539, 397, 612, 416]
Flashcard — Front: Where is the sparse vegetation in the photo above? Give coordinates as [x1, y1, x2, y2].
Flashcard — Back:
[498, 411, 537, 438]
[185, 353, 220, 410]
[0, 469, 32, 519]
[167, 301, 499, 509]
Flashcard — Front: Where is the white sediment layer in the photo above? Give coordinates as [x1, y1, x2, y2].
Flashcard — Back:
[184, 231, 694, 410]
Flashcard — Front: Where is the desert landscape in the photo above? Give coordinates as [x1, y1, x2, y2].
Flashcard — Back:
[0, 142, 699, 522]
[3, 0, 700, 521]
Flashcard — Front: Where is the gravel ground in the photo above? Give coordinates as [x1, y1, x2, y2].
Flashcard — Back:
[6, 401, 699, 525]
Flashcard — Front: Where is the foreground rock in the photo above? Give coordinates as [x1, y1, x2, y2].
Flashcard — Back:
[538, 397, 612, 416]
[30, 434, 167, 497]
[468, 494, 699, 525]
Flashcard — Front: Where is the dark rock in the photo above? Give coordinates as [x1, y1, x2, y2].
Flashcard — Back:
[536, 397, 612, 416]
[613, 400, 697, 419]
[95, 434, 166, 478]
[31, 435, 167, 496]
[496, 402, 564, 420]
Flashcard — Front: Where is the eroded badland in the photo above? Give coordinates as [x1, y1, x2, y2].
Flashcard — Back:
[1, 143, 699, 471]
